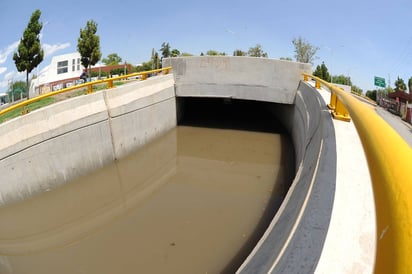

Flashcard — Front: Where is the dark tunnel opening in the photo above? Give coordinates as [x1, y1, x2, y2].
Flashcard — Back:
[176, 97, 288, 134]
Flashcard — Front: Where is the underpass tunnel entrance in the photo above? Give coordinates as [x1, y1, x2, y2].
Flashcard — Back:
[176, 97, 289, 134]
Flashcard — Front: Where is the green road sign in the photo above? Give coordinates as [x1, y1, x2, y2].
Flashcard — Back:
[374, 76, 386, 88]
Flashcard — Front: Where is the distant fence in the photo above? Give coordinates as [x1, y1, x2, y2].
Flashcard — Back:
[0, 67, 171, 118]
[304, 73, 412, 274]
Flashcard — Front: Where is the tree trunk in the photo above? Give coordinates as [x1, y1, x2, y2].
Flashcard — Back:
[26, 70, 29, 100]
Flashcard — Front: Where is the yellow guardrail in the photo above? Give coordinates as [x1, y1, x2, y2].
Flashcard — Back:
[0, 67, 171, 118]
[304, 73, 412, 274]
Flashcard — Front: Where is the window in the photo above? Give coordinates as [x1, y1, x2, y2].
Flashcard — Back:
[77, 58, 81, 71]
[72, 59, 75, 71]
[57, 60, 68, 74]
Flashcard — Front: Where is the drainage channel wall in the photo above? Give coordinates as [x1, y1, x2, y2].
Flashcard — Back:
[237, 81, 336, 273]
[0, 74, 176, 206]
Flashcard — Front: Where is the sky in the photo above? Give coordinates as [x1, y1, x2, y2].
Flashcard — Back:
[1, 0, 412, 93]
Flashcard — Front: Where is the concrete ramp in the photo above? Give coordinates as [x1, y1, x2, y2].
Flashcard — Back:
[164, 57, 312, 104]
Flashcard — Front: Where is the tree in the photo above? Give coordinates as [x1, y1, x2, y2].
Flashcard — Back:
[77, 20, 102, 79]
[332, 74, 352, 86]
[102, 53, 122, 65]
[313, 62, 331, 82]
[292, 36, 319, 63]
[233, 49, 247, 56]
[351, 85, 363, 95]
[408, 76, 412, 93]
[394, 76, 407, 92]
[160, 42, 171, 59]
[171, 49, 180, 57]
[206, 50, 226, 56]
[280, 57, 293, 61]
[13, 9, 44, 100]
[135, 61, 153, 72]
[248, 44, 268, 57]
[151, 50, 160, 70]
[366, 90, 377, 101]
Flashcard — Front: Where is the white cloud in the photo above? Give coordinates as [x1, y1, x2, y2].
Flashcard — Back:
[0, 41, 19, 64]
[43, 42, 71, 57]
[0, 67, 6, 75]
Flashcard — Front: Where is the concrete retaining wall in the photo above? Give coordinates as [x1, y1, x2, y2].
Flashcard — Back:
[238, 81, 336, 273]
[164, 57, 312, 104]
[0, 74, 176, 206]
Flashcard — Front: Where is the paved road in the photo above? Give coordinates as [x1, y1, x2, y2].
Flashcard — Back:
[375, 106, 412, 147]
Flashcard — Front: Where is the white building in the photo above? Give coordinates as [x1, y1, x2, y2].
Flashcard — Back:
[31, 52, 131, 97]
[31, 52, 83, 96]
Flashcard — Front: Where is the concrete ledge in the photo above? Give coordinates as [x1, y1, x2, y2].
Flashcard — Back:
[238, 81, 336, 273]
[0, 75, 177, 206]
[164, 57, 312, 104]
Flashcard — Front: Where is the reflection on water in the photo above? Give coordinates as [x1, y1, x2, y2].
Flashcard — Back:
[0, 126, 294, 274]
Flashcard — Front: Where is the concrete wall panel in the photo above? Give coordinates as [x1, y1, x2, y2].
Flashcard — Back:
[164, 56, 312, 104]
[110, 97, 176, 159]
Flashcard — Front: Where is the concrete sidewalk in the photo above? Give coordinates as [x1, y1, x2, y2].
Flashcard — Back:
[307, 83, 376, 274]
[375, 106, 412, 147]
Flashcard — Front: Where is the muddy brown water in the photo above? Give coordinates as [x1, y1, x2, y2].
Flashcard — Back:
[0, 126, 294, 274]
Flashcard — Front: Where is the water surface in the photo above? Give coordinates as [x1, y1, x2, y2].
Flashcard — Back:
[0, 126, 294, 274]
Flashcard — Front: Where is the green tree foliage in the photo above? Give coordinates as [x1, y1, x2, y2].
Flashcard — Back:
[332, 74, 352, 86]
[135, 61, 153, 72]
[171, 49, 181, 57]
[365, 90, 377, 101]
[152, 51, 160, 69]
[394, 76, 407, 92]
[206, 50, 226, 56]
[13, 9, 44, 99]
[292, 36, 319, 63]
[313, 62, 331, 82]
[351, 85, 363, 95]
[280, 57, 293, 61]
[247, 44, 268, 57]
[160, 42, 171, 59]
[77, 20, 102, 77]
[233, 49, 247, 56]
[102, 53, 122, 65]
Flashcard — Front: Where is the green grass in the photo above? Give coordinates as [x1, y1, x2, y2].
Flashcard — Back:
[0, 97, 56, 124]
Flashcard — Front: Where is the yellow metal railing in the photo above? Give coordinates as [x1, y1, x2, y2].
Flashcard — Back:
[304, 73, 412, 274]
[0, 67, 171, 118]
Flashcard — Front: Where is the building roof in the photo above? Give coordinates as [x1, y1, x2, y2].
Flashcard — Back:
[388, 90, 412, 102]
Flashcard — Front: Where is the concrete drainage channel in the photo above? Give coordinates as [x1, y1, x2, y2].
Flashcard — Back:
[0, 57, 336, 272]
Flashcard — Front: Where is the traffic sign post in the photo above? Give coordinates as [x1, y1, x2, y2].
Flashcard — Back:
[374, 76, 386, 88]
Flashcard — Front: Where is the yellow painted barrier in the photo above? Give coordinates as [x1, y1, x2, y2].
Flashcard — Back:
[304, 73, 412, 274]
[0, 67, 172, 118]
